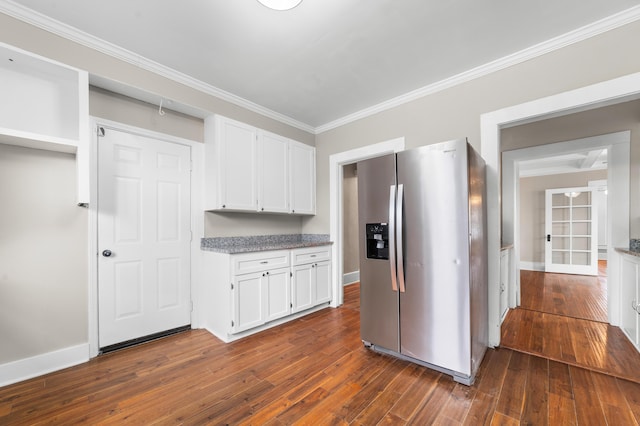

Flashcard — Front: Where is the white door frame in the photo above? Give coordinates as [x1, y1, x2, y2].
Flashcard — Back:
[482, 72, 640, 347]
[502, 131, 629, 313]
[329, 138, 405, 308]
[88, 117, 204, 358]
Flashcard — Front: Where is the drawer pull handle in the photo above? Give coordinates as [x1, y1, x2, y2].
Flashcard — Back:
[310, 255, 316, 257]
[260, 261, 268, 264]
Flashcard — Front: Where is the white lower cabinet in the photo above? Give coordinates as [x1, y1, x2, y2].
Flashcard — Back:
[291, 246, 332, 313]
[233, 271, 265, 333]
[621, 254, 640, 349]
[264, 267, 292, 322]
[203, 245, 332, 342]
[232, 266, 291, 333]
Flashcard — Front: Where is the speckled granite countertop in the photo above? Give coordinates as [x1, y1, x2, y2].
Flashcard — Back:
[201, 234, 332, 254]
[616, 247, 640, 258]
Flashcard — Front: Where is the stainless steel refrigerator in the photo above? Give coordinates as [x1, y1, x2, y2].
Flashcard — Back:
[357, 138, 488, 385]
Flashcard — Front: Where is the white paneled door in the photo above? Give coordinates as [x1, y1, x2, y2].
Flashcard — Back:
[98, 127, 191, 348]
[544, 187, 598, 276]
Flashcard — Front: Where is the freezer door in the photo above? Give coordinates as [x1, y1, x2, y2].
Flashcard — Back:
[357, 153, 399, 352]
[396, 139, 472, 376]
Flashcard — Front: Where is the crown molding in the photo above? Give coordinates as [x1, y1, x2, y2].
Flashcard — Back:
[0, 0, 315, 134]
[1, 1, 639, 136]
[315, 5, 640, 134]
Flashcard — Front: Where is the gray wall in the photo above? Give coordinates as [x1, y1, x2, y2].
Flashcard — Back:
[90, 87, 205, 143]
[519, 170, 607, 265]
[0, 145, 88, 363]
[342, 163, 359, 276]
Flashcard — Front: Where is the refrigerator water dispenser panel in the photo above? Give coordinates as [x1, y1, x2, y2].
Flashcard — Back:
[365, 223, 389, 260]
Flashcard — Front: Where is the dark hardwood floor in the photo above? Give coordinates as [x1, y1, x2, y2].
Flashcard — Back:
[518, 262, 607, 322]
[501, 261, 640, 384]
[3, 283, 640, 424]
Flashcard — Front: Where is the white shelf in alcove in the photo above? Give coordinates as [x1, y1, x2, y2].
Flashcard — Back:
[0, 127, 78, 153]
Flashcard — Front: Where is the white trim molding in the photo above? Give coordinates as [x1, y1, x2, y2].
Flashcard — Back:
[519, 261, 545, 272]
[0, 344, 89, 387]
[343, 271, 360, 286]
[481, 72, 640, 348]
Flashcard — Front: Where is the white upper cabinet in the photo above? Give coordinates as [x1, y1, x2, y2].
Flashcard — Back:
[259, 131, 289, 213]
[289, 141, 316, 215]
[205, 115, 258, 211]
[0, 43, 89, 204]
[205, 114, 315, 215]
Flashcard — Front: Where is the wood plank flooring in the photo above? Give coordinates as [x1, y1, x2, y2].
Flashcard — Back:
[502, 262, 640, 384]
[3, 283, 640, 424]
[519, 263, 607, 322]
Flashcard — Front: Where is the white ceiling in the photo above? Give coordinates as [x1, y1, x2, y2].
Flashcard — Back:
[5, 0, 640, 131]
[518, 149, 608, 177]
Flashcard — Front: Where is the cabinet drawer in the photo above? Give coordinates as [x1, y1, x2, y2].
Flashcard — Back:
[232, 250, 290, 275]
[291, 246, 331, 266]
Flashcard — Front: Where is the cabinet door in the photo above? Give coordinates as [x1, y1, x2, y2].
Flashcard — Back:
[289, 141, 315, 215]
[232, 271, 265, 333]
[264, 267, 291, 322]
[292, 264, 314, 313]
[314, 261, 332, 305]
[259, 131, 289, 213]
[621, 257, 639, 347]
[219, 118, 257, 211]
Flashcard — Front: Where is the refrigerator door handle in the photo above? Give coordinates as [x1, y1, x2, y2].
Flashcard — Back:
[396, 184, 406, 293]
[388, 185, 398, 292]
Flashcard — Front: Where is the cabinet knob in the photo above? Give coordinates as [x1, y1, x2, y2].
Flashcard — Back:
[261, 207, 264, 211]
[266, 271, 269, 275]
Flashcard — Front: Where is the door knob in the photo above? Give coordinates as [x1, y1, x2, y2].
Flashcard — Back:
[102, 249, 112, 257]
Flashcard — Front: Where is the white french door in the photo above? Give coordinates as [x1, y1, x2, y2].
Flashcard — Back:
[544, 187, 598, 276]
[98, 127, 192, 348]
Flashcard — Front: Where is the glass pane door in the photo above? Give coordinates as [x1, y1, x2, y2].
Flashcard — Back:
[544, 187, 598, 275]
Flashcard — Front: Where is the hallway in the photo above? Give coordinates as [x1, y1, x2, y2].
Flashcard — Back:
[500, 263, 640, 383]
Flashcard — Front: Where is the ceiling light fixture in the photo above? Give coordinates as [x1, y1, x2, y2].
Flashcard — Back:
[257, 0, 302, 11]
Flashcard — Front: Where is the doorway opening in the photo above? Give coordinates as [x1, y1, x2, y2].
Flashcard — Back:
[329, 138, 405, 308]
[502, 131, 629, 327]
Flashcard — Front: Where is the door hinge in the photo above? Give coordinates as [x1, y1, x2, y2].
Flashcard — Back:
[290, 272, 293, 277]
[231, 283, 234, 290]
[231, 320, 234, 327]
[290, 303, 293, 308]
[97, 126, 105, 137]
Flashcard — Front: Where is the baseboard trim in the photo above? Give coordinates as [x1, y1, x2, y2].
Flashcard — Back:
[343, 271, 360, 286]
[0, 343, 89, 387]
[520, 261, 545, 272]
